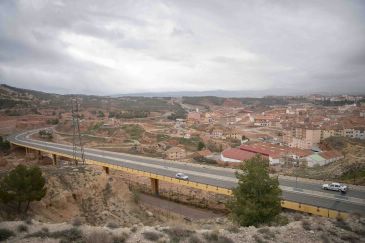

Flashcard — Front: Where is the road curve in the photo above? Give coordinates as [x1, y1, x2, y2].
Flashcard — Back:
[8, 129, 365, 215]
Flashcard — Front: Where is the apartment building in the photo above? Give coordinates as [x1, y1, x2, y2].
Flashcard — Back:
[166, 147, 186, 160]
[284, 127, 321, 149]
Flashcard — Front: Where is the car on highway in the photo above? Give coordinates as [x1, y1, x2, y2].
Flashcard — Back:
[322, 182, 348, 193]
[175, 173, 189, 180]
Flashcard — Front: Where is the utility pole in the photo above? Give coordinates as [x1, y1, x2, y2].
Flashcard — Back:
[72, 97, 85, 165]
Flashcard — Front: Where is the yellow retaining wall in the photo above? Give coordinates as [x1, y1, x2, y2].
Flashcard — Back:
[281, 200, 348, 219]
[11, 142, 349, 219]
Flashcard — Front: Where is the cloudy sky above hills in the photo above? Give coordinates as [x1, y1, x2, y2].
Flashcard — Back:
[0, 0, 364, 95]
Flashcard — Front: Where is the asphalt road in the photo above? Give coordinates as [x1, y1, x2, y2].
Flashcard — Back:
[8, 129, 365, 214]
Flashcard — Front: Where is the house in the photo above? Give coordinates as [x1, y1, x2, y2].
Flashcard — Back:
[284, 127, 321, 149]
[221, 148, 257, 163]
[211, 129, 224, 139]
[187, 112, 201, 124]
[238, 142, 312, 165]
[166, 147, 186, 160]
[225, 129, 242, 140]
[306, 150, 343, 167]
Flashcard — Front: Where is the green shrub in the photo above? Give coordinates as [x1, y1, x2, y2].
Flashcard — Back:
[26, 227, 83, 242]
[257, 227, 276, 240]
[253, 234, 267, 243]
[226, 224, 239, 233]
[203, 230, 218, 241]
[106, 222, 119, 229]
[131, 225, 138, 233]
[24, 218, 33, 225]
[112, 233, 129, 243]
[216, 235, 234, 243]
[85, 230, 112, 243]
[335, 219, 352, 231]
[340, 233, 359, 243]
[17, 224, 28, 233]
[302, 220, 311, 231]
[51, 228, 83, 242]
[142, 231, 161, 241]
[0, 228, 15, 241]
[188, 234, 203, 243]
[321, 233, 331, 243]
[162, 227, 194, 242]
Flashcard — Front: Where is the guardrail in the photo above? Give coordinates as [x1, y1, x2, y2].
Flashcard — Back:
[10, 141, 349, 219]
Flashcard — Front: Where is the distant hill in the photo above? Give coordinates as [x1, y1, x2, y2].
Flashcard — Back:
[113, 88, 313, 98]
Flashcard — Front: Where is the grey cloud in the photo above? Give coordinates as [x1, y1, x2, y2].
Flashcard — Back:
[0, 0, 364, 94]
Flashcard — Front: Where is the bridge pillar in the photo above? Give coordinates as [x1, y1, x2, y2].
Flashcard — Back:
[150, 178, 159, 195]
[103, 166, 109, 174]
[37, 150, 42, 162]
[25, 147, 29, 161]
[52, 154, 58, 166]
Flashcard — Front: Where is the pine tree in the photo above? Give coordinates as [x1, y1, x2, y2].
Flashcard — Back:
[0, 165, 46, 213]
[228, 155, 281, 226]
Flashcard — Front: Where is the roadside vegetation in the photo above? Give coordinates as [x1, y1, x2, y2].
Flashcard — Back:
[0, 165, 46, 214]
[228, 155, 282, 226]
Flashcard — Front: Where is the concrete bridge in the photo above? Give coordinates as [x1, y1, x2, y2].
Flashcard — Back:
[8, 129, 365, 219]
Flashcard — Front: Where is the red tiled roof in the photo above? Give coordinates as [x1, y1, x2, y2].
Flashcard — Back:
[319, 150, 343, 160]
[239, 142, 312, 158]
[222, 148, 258, 161]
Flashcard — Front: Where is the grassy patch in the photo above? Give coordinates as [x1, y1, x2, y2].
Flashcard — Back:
[121, 124, 145, 140]
[26, 227, 83, 242]
[202, 230, 233, 243]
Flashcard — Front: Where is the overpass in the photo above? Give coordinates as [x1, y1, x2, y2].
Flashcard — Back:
[8, 129, 365, 219]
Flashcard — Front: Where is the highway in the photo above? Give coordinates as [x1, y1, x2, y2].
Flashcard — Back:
[8, 129, 365, 215]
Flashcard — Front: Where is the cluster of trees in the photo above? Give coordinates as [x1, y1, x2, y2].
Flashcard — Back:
[0, 98, 28, 109]
[182, 96, 225, 106]
[46, 118, 59, 125]
[109, 110, 149, 119]
[97, 111, 105, 118]
[0, 165, 46, 213]
[167, 105, 187, 120]
[39, 129, 53, 139]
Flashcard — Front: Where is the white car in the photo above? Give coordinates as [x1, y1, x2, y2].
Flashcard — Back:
[322, 182, 348, 193]
[175, 173, 189, 180]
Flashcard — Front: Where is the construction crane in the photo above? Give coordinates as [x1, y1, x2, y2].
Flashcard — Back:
[71, 97, 85, 165]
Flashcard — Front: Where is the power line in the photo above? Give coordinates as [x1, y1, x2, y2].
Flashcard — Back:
[72, 97, 85, 165]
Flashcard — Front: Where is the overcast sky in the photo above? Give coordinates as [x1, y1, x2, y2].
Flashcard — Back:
[0, 0, 365, 95]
